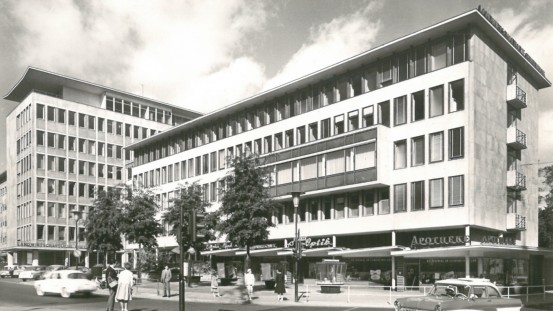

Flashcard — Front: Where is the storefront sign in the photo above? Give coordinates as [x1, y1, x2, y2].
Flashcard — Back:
[480, 235, 515, 246]
[286, 236, 332, 249]
[17, 241, 72, 248]
[251, 243, 276, 250]
[410, 235, 470, 249]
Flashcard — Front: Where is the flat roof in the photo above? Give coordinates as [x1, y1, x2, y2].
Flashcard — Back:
[3, 67, 203, 120]
[127, 7, 551, 150]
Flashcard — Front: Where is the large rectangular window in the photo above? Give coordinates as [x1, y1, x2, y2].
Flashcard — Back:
[308, 122, 318, 141]
[449, 175, 464, 206]
[411, 136, 424, 166]
[411, 90, 425, 122]
[429, 178, 444, 209]
[348, 110, 359, 131]
[362, 106, 374, 127]
[321, 118, 331, 139]
[429, 85, 444, 117]
[430, 39, 447, 71]
[355, 143, 375, 169]
[449, 127, 464, 159]
[334, 196, 345, 219]
[300, 156, 317, 180]
[394, 140, 407, 169]
[326, 150, 345, 175]
[411, 181, 424, 211]
[394, 96, 407, 125]
[363, 190, 374, 216]
[449, 79, 464, 112]
[394, 184, 407, 213]
[276, 163, 292, 185]
[334, 114, 344, 135]
[348, 193, 359, 218]
[429, 132, 444, 163]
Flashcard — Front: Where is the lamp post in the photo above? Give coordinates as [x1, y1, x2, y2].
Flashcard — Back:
[71, 208, 83, 270]
[291, 191, 304, 302]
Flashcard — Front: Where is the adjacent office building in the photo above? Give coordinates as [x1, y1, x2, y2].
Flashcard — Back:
[1, 68, 201, 267]
[127, 7, 552, 287]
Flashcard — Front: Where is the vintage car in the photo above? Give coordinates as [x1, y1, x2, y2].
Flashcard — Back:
[18, 265, 47, 281]
[34, 269, 97, 298]
[394, 278, 523, 311]
[0, 265, 23, 278]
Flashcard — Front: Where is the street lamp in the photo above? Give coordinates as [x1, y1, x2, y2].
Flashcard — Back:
[71, 208, 83, 269]
[290, 191, 304, 303]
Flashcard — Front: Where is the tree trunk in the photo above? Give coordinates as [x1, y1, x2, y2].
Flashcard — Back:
[245, 244, 251, 272]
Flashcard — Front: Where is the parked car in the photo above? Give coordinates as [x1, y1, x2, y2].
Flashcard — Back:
[11, 265, 26, 278]
[0, 265, 21, 278]
[67, 266, 93, 279]
[18, 265, 47, 281]
[393, 278, 523, 311]
[34, 270, 97, 298]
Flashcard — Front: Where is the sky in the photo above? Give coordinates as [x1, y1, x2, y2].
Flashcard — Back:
[0, 0, 552, 171]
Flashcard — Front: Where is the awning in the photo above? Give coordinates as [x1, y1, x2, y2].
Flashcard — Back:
[329, 246, 409, 258]
[277, 247, 346, 257]
[390, 245, 553, 258]
[200, 248, 241, 257]
[235, 247, 286, 257]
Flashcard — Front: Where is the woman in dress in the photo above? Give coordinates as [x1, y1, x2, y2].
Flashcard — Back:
[274, 268, 285, 301]
[115, 262, 134, 311]
[210, 271, 220, 297]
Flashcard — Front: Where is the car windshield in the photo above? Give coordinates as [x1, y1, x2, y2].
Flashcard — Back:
[67, 272, 87, 280]
[430, 284, 470, 297]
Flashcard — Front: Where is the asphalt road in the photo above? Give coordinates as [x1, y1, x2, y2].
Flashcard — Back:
[0, 277, 393, 311]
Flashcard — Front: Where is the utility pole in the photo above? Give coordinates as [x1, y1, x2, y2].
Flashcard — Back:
[179, 205, 185, 311]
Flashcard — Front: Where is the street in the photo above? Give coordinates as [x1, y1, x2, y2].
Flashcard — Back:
[0, 277, 393, 311]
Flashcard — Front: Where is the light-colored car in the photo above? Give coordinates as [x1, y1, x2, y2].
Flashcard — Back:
[34, 270, 97, 298]
[18, 265, 47, 281]
[0, 265, 21, 278]
[394, 278, 523, 311]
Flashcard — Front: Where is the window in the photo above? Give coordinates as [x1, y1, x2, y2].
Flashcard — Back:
[88, 116, 95, 130]
[68, 111, 75, 125]
[363, 190, 374, 216]
[47, 106, 55, 121]
[348, 110, 359, 131]
[263, 136, 272, 153]
[308, 122, 318, 141]
[276, 163, 292, 185]
[274, 133, 283, 151]
[321, 118, 331, 139]
[449, 175, 464, 206]
[394, 96, 407, 125]
[297, 126, 306, 145]
[411, 90, 425, 122]
[334, 196, 345, 219]
[411, 136, 424, 166]
[394, 184, 407, 212]
[429, 85, 444, 117]
[334, 114, 344, 135]
[285, 129, 294, 148]
[349, 193, 359, 217]
[414, 45, 427, 77]
[429, 178, 444, 209]
[78, 113, 86, 127]
[449, 79, 464, 112]
[300, 156, 317, 180]
[37, 154, 45, 169]
[309, 199, 319, 221]
[57, 108, 65, 124]
[411, 181, 424, 211]
[210, 152, 217, 172]
[449, 127, 464, 159]
[37, 130, 45, 146]
[218, 150, 225, 170]
[322, 199, 332, 220]
[430, 39, 447, 71]
[355, 143, 376, 169]
[36, 104, 45, 119]
[429, 132, 444, 162]
[326, 150, 345, 175]
[47, 132, 56, 148]
[394, 140, 407, 169]
[57, 134, 65, 149]
[362, 106, 374, 127]
[452, 33, 466, 64]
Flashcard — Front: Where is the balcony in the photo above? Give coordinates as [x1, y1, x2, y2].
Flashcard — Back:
[506, 213, 526, 231]
[506, 127, 527, 150]
[506, 84, 527, 109]
[507, 170, 526, 190]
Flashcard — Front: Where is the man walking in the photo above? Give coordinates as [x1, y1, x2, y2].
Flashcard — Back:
[105, 261, 118, 311]
[244, 268, 255, 301]
[161, 266, 172, 297]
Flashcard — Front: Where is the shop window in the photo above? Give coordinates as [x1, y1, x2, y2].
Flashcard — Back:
[394, 96, 407, 126]
[411, 90, 425, 122]
[449, 79, 464, 112]
[411, 181, 425, 211]
[411, 136, 425, 166]
[394, 140, 407, 169]
[448, 175, 464, 206]
[449, 127, 464, 159]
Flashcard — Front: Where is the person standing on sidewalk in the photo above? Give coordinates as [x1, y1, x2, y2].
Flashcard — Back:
[211, 271, 220, 297]
[115, 262, 134, 311]
[274, 268, 285, 302]
[160, 266, 172, 297]
[244, 268, 255, 301]
[105, 261, 118, 311]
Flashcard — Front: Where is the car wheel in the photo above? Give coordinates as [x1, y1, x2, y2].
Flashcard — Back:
[61, 287, 71, 298]
[36, 286, 44, 296]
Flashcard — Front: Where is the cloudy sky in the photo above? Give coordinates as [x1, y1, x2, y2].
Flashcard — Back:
[0, 0, 552, 170]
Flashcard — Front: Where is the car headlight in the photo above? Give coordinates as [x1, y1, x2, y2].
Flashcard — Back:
[393, 300, 401, 310]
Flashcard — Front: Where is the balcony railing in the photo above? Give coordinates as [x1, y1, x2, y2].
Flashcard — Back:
[506, 213, 527, 231]
[507, 127, 527, 150]
[507, 170, 527, 190]
[507, 84, 527, 109]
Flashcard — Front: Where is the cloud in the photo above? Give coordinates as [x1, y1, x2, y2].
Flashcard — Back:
[263, 1, 383, 90]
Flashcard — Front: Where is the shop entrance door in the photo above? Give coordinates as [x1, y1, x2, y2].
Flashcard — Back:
[405, 263, 420, 288]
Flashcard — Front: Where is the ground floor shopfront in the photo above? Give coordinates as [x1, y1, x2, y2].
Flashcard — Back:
[204, 227, 553, 288]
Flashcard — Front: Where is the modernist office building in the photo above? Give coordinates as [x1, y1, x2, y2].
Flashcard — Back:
[1, 68, 201, 267]
[128, 7, 553, 287]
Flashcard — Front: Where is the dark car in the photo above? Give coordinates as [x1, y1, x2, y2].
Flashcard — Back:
[394, 278, 523, 311]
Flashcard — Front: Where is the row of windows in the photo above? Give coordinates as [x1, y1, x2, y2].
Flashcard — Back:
[33, 202, 88, 220]
[16, 178, 32, 198]
[35, 224, 84, 242]
[36, 103, 158, 139]
[105, 96, 188, 126]
[17, 154, 33, 176]
[36, 131, 131, 160]
[36, 154, 124, 179]
[394, 127, 464, 169]
[134, 31, 468, 165]
[16, 130, 32, 155]
[15, 104, 32, 130]
[393, 176, 464, 212]
[36, 178, 112, 198]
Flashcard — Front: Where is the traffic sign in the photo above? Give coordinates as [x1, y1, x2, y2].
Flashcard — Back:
[73, 250, 82, 258]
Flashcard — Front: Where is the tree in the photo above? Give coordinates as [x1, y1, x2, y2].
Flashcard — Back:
[121, 187, 162, 276]
[85, 188, 125, 264]
[216, 154, 279, 270]
[539, 165, 553, 247]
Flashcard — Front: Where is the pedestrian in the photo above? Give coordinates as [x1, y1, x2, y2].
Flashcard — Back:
[244, 268, 255, 301]
[274, 268, 285, 301]
[105, 261, 118, 311]
[115, 262, 134, 311]
[160, 265, 172, 297]
[211, 271, 220, 297]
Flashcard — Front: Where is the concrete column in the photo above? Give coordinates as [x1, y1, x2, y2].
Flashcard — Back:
[85, 252, 89, 268]
[477, 258, 484, 278]
[133, 250, 138, 269]
[392, 231, 396, 246]
[465, 226, 470, 246]
[32, 250, 39, 266]
[7, 252, 14, 266]
[392, 257, 396, 290]
[465, 255, 470, 278]
[332, 235, 336, 247]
